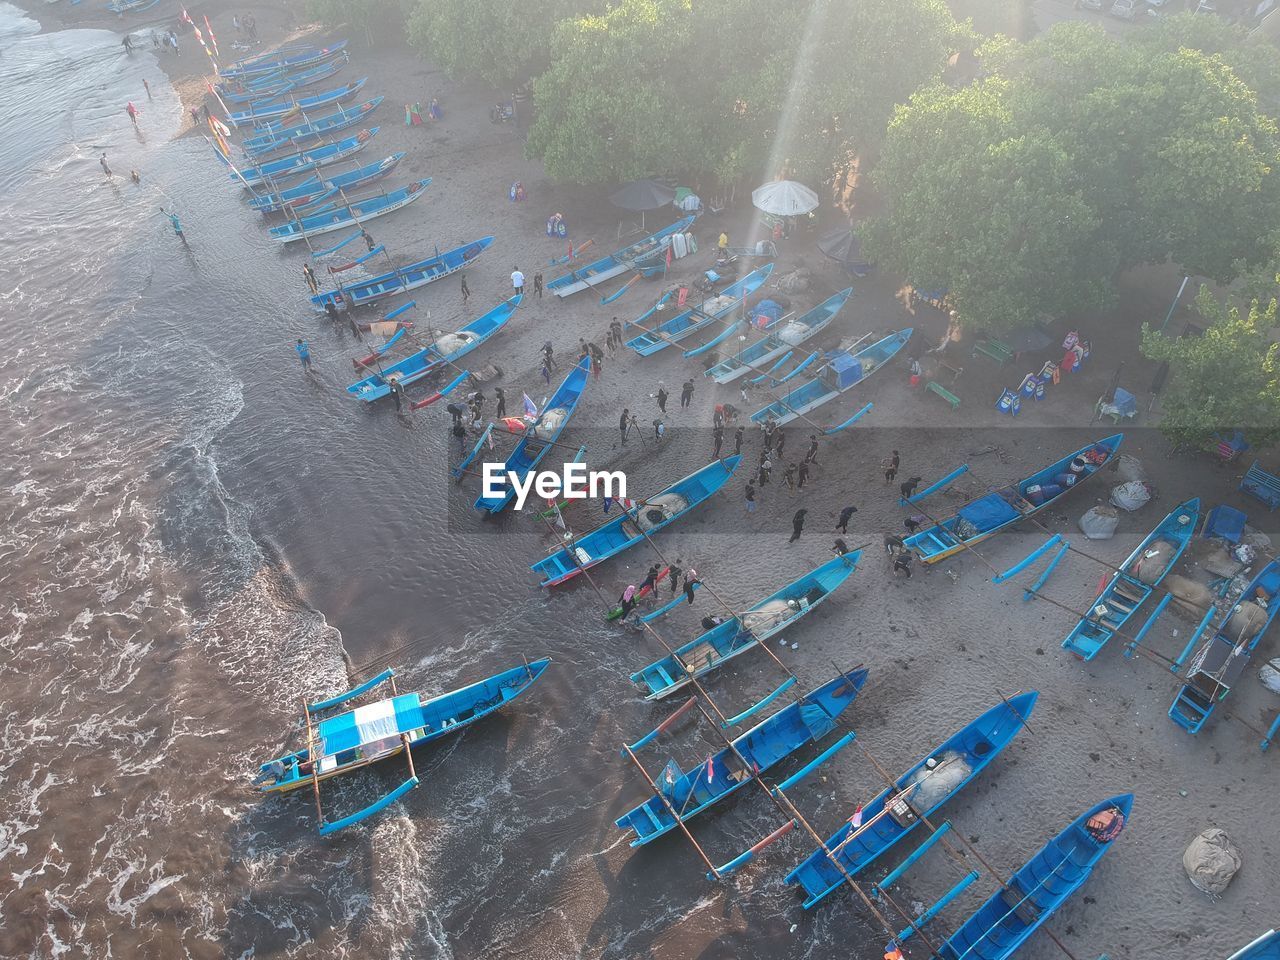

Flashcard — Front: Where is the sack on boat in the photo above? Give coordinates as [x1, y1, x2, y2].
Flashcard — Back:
[530, 406, 568, 439]
[907, 751, 972, 809]
[778, 321, 812, 345]
[1110, 480, 1152, 512]
[700, 294, 737, 316]
[1225, 600, 1268, 642]
[1259, 657, 1280, 695]
[635, 492, 689, 530]
[1165, 575, 1215, 618]
[1078, 505, 1119, 540]
[1132, 541, 1176, 585]
[741, 599, 795, 634]
[1183, 828, 1241, 895]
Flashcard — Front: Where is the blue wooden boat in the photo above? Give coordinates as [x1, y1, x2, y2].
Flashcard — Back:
[219, 54, 349, 104]
[219, 40, 350, 82]
[232, 127, 378, 188]
[107, 0, 158, 14]
[786, 692, 1038, 909]
[631, 554, 861, 700]
[1063, 499, 1200, 661]
[474, 357, 591, 514]
[706, 288, 852, 384]
[313, 236, 493, 311]
[1229, 930, 1280, 960]
[269, 179, 431, 245]
[226, 78, 368, 129]
[932, 794, 1133, 960]
[905, 435, 1124, 565]
[749, 328, 912, 427]
[625, 265, 774, 357]
[241, 97, 383, 157]
[254, 658, 550, 835]
[615, 669, 869, 846]
[547, 217, 696, 297]
[531, 456, 742, 587]
[1169, 558, 1280, 733]
[247, 152, 404, 213]
[347, 296, 520, 402]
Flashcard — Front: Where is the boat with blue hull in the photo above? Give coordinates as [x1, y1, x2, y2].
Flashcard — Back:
[219, 40, 350, 82]
[312, 236, 494, 311]
[547, 217, 696, 297]
[625, 264, 774, 357]
[1169, 558, 1280, 733]
[241, 98, 383, 157]
[1229, 930, 1280, 960]
[226, 78, 368, 129]
[786, 692, 1038, 909]
[706, 288, 852, 384]
[231, 128, 378, 187]
[905, 435, 1123, 565]
[474, 358, 591, 514]
[932, 794, 1132, 960]
[531, 456, 741, 587]
[347, 296, 520, 402]
[220, 54, 349, 104]
[616, 669, 869, 846]
[255, 657, 550, 835]
[1063, 499, 1200, 660]
[631, 554, 860, 700]
[269, 179, 431, 244]
[749, 328, 912, 427]
[248, 152, 404, 213]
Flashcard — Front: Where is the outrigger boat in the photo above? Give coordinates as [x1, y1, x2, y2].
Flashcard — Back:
[1169, 558, 1280, 733]
[530, 456, 742, 587]
[268, 179, 431, 244]
[247, 152, 404, 213]
[347, 295, 520, 402]
[1062, 498, 1200, 660]
[218, 40, 350, 82]
[924, 794, 1132, 960]
[625, 264, 774, 357]
[615, 669, 869, 846]
[1229, 930, 1280, 960]
[749, 328, 912, 427]
[241, 98, 383, 157]
[547, 217, 695, 297]
[312, 236, 494, 311]
[219, 54, 349, 105]
[905, 435, 1123, 565]
[226, 78, 368, 129]
[706, 288, 852, 384]
[230, 128, 378, 188]
[254, 657, 551, 835]
[785, 692, 1037, 909]
[630, 554, 860, 700]
[474, 357, 591, 514]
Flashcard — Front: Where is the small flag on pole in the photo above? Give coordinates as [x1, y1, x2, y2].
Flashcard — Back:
[705, 756, 714, 784]
[522, 393, 538, 419]
[850, 805, 864, 829]
[665, 244, 673, 267]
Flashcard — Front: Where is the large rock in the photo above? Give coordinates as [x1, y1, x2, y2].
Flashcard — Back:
[1183, 828, 1242, 895]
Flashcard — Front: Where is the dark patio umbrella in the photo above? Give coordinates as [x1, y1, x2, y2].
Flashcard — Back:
[818, 227, 873, 276]
[610, 179, 677, 229]
[1006, 327, 1052, 354]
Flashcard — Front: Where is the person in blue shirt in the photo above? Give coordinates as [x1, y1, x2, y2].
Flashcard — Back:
[295, 339, 312, 371]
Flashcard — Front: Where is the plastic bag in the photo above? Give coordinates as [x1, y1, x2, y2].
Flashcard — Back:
[1110, 480, 1152, 512]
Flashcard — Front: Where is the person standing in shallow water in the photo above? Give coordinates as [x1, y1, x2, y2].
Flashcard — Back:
[295, 339, 312, 371]
[100, 153, 112, 177]
[303, 263, 319, 295]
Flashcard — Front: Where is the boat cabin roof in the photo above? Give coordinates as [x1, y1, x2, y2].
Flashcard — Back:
[317, 694, 423, 758]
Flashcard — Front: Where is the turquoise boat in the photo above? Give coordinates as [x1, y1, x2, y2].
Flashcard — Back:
[219, 40, 349, 82]
[615, 669, 869, 846]
[227, 78, 368, 129]
[1169, 558, 1280, 733]
[749, 328, 912, 427]
[312, 237, 493, 311]
[242, 98, 383, 157]
[1229, 930, 1280, 960]
[706, 288, 852, 384]
[630, 554, 860, 700]
[232, 127, 378, 188]
[905, 435, 1123, 565]
[625, 264, 774, 357]
[248, 152, 404, 213]
[269, 179, 431, 245]
[1062, 498, 1200, 660]
[220, 54, 349, 104]
[530, 456, 741, 587]
[548, 217, 696, 297]
[347, 296, 520, 402]
[785, 692, 1037, 909]
[474, 357, 590, 514]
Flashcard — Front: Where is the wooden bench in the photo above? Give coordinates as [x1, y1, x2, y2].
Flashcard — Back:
[925, 381, 960, 409]
[972, 339, 1014, 365]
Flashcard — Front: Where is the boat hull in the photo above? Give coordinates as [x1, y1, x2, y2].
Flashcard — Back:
[269, 179, 431, 245]
[548, 217, 695, 297]
[313, 236, 494, 311]
[706, 288, 852, 384]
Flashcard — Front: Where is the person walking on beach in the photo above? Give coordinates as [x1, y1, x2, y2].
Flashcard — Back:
[591, 352, 603, 381]
[533, 272, 543, 298]
[680, 379, 694, 409]
[100, 153, 113, 177]
[142, 78, 151, 100]
[494, 387, 506, 419]
[683, 569, 700, 605]
[668, 564, 682, 597]
[797, 461, 811, 491]
[836, 505, 858, 534]
[617, 585, 638, 620]
[295, 338, 312, 372]
[883, 450, 900, 484]
[884, 533, 906, 555]
[900, 476, 922, 500]
[540, 361, 551, 385]
[619, 408, 630, 445]
[389, 378, 405, 412]
[892, 551, 913, 579]
[168, 31, 179, 54]
[745, 482, 757, 513]
[655, 383, 668, 413]
[757, 456, 771, 486]
[542, 341, 557, 371]
[783, 462, 797, 493]
[712, 425, 723, 459]
[904, 516, 923, 535]
[805, 435, 819, 465]
[790, 508, 808, 543]
[362, 228, 376, 252]
[639, 564, 661, 596]
[833, 538, 851, 557]
[610, 316, 624, 350]
[460, 274, 470, 303]
[303, 263, 319, 295]
[511, 266, 525, 297]
[775, 427, 786, 459]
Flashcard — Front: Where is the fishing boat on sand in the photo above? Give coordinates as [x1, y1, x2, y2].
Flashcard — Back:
[749, 328, 912, 427]
[785, 692, 1037, 909]
[241, 98, 383, 157]
[531, 456, 742, 587]
[905, 434, 1124, 564]
[248, 152, 404, 213]
[615, 669, 869, 846]
[474, 357, 591, 514]
[630, 554, 860, 700]
[1062, 498, 1200, 661]
[706, 288, 852, 383]
[1169, 558, 1280, 733]
[268, 179, 431, 244]
[218, 40, 350, 82]
[928, 794, 1132, 960]
[226, 78, 368, 129]
[230, 128, 378, 188]
[625, 264, 774, 357]
[312, 237, 494, 311]
[547, 217, 696, 297]
[1229, 930, 1280, 960]
[254, 658, 550, 835]
[347, 296, 520, 402]
[219, 54, 349, 104]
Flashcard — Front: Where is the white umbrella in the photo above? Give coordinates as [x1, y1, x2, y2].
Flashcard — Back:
[751, 180, 819, 216]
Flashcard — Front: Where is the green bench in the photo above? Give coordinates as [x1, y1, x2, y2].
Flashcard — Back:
[972, 339, 1014, 365]
[926, 381, 960, 409]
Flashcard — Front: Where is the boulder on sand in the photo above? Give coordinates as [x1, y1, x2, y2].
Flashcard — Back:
[1183, 828, 1242, 895]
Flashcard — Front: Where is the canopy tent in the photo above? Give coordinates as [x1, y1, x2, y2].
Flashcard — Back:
[611, 179, 678, 230]
[752, 180, 819, 217]
[818, 226, 873, 277]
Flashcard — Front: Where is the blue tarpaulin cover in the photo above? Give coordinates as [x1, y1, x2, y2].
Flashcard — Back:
[830, 353, 865, 390]
[1203, 505, 1247, 545]
[957, 493, 1020, 533]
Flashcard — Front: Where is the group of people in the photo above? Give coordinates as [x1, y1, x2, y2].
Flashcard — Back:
[617, 564, 701, 619]
[231, 13, 259, 39]
[510, 266, 544, 299]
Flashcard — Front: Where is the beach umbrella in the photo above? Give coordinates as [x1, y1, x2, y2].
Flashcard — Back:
[610, 179, 676, 229]
[1006, 327, 1052, 354]
[751, 180, 819, 217]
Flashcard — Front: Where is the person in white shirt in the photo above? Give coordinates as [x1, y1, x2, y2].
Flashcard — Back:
[511, 267, 525, 296]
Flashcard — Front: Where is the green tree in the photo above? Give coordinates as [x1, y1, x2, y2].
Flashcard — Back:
[306, 0, 410, 43]
[1141, 288, 1280, 449]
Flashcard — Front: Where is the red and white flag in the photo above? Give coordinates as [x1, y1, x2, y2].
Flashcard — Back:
[705, 756, 715, 784]
[849, 805, 864, 830]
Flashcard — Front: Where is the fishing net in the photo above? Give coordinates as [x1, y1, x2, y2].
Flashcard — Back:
[778, 321, 812, 345]
[699, 294, 737, 316]
[1131, 541, 1177, 585]
[434, 331, 477, 355]
[634, 493, 689, 530]
[530, 407, 568, 439]
[1225, 600, 1269, 642]
[905, 751, 972, 810]
[741, 600, 796, 634]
